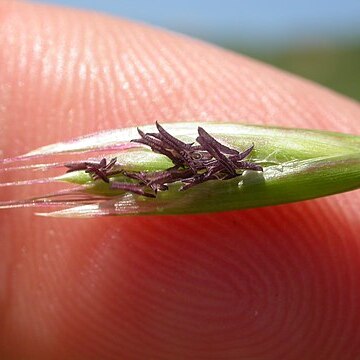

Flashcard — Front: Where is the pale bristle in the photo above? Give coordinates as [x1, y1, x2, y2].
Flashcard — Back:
[0, 177, 57, 188]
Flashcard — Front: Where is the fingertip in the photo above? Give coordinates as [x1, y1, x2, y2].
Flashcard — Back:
[1, 0, 359, 159]
[1, 2, 360, 359]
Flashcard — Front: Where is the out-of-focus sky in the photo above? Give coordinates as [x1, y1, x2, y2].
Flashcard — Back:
[34, 0, 360, 49]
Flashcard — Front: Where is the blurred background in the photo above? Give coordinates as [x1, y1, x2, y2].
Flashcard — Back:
[35, 0, 360, 101]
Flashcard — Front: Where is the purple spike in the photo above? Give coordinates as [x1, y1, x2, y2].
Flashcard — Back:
[197, 127, 239, 155]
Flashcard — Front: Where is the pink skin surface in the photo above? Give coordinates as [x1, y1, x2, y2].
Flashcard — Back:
[1, 1, 360, 359]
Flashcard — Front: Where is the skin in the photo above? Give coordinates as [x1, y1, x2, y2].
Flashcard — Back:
[0, 1, 359, 359]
